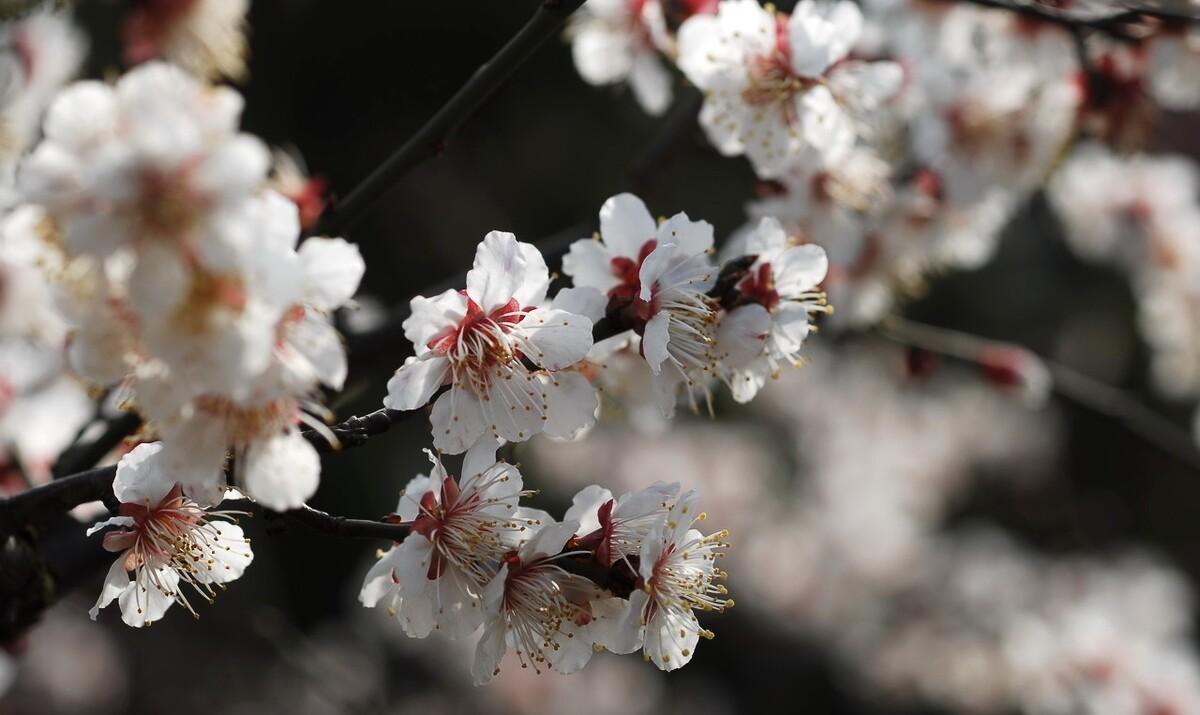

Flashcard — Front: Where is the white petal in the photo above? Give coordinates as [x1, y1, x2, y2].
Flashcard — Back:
[90, 558, 130, 621]
[644, 607, 701, 670]
[551, 286, 607, 323]
[514, 240, 551, 308]
[284, 310, 349, 390]
[384, 355, 449, 411]
[85, 515, 135, 537]
[462, 436, 501, 481]
[118, 567, 178, 627]
[466, 231, 527, 311]
[298, 237, 365, 311]
[404, 289, 468, 354]
[716, 304, 770, 369]
[564, 484, 614, 536]
[572, 26, 635, 85]
[112, 442, 173, 507]
[541, 371, 599, 441]
[519, 519, 580, 562]
[641, 310, 671, 374]
[192, 521, 253, 584]
[655, 213, 714, 257]
[562, 238, 619, 293]
[359, 546, 402, 608]
[772, 243, 829, 297]
[630, 53, 673, 116]
[479, 367, 546, 444]
[430, 383, 488, 454]
[192, 135, 271, 205]
[473, 610, 508, 685]
[242, 431, 321, 511]
[599, 193, 658, 258]
[518, 307, 594, 370]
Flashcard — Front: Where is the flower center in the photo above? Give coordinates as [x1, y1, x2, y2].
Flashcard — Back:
[427, 296, 528, 394]
[736, 262, 781, 311]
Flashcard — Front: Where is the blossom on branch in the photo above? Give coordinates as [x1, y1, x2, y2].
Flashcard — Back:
[385, 231, 597, 453]
[87, 442, 253, 627]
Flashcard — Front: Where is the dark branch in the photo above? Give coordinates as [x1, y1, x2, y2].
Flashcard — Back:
[50, 411, 141, 479]
[0, 466, 116, 537]
[314, 0, 587, 237]
[265, 505, 410, 542]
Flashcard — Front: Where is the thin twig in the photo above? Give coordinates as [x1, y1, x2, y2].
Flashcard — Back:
[314, 0, 587, 237]
[879, 315, 1200, 471]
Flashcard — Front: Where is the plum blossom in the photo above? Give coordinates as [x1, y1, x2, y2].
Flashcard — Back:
[602, 489, 732, 670]
[569, 0, 674, 115]
[122, 191, 363, 510]
[123, 0, 250, 81]
[473, 518, 598, 684]
[565, 481, 679, 567]
[563, 193, 721, 417]
[19, 61, 269, 263]
[1147, 26, 1200, 112]
[360, 442, 538, 639]
[0, 10, 85, 207]
[87, 442, 253, 627]
[676, 0, 902, 177]
[385, 231, 597, 453]
[715, 216, 829, 402]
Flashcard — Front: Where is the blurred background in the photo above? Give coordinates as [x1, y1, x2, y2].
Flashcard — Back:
[5, 0, 1200, 713]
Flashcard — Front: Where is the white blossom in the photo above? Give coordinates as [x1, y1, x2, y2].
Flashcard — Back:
[677, 0, 901, 177]
[385, 231, 597, 453]
[87, 442, 252, 627]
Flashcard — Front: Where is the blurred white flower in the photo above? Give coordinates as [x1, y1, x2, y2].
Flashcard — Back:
[123, 0, 250, 81]
[569, 0, 674, 115]
[677, 0, 901, 177]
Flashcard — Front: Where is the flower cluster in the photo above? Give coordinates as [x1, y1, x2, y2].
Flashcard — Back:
[390, 192, 829, 436]
[15, 61, 362, 510]
[360, 444, 731, 682]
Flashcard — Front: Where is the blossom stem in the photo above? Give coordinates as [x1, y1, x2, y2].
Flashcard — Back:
[314, 0, 587, 237]
[879, 315, 1200, 472]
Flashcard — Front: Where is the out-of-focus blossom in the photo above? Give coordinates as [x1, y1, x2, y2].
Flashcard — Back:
[1147, 26, 1200, 111]
[677, 0, 902, 177]
[569, 0, 675, 115]
[20, 62, 268, 264]
[123, 0, 250, 81]
[0, 10, 85, 208]
[385, 231, 597, 453]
